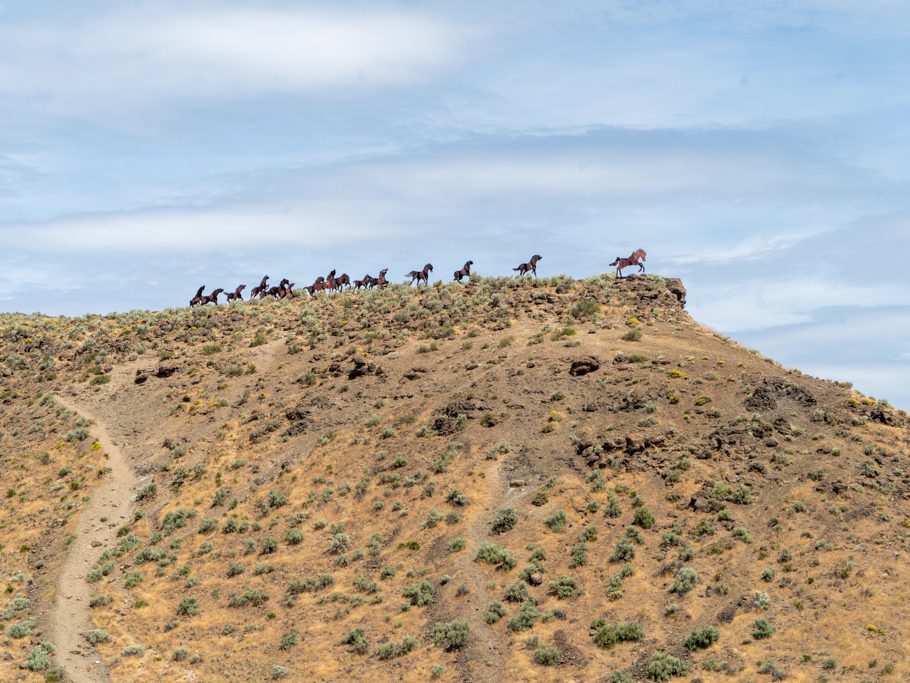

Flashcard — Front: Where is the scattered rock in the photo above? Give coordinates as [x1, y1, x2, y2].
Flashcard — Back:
[155, 365, 177, 378]
[568, 356, 600, 377]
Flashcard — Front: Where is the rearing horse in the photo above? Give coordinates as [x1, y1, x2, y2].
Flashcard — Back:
[189, 285, 206, 307]
[453, 260, 473, 283]
[406, 263, 433, 286]
[610, 249, 647, 278]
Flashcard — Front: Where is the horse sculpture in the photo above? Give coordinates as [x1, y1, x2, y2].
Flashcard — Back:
[189, 285, 206, 307]
[250, 275, 269, 299]
[354, 274, 374, 290]
[225, 284, 246, 302]
[453, 260, 473, 283]
[513, 254, 542, 278]
[610, 249, 647, 278]
[406, 263, 433, 286]
[201, 288, 224, 305]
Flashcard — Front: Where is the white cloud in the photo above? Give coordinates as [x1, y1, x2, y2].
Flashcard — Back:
[0, 6, 469, 104]
[687, 278, 904, 332]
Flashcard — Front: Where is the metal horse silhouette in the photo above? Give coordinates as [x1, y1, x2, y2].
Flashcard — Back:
[610, 249, 647, 278]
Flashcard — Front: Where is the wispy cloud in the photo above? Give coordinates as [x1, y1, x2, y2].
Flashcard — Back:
[0, 5, 470, 108]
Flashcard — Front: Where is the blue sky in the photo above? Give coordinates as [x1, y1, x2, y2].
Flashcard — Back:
[1, 1, 909, 406]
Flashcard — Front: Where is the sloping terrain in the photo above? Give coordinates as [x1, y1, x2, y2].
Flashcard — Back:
[0, 274, 908, 683]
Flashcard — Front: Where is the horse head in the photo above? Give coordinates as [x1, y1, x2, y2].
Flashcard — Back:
[530, 254, 542, 264]
[635, 249, 647, 261]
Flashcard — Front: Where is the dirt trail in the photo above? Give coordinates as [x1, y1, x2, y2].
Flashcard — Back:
[51, 395, 138, 683]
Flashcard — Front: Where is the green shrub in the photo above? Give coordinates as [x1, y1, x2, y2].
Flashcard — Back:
[647, 652, 690, 681]
[684, 626, 719, 651]
[432, 620, 468, 651]
[633, 506, 655, 529]
[85, 629, 110, 644]
[622, 328, 643, 342]
[753, 619, 775, 640]
[548, 576, 577, 599]
[610, 538, 635, 562]
[177, 597, 199, 616]
[24, 642, 55, 671]
[590, 619, 643, 649]
[5, 619, 34, 638]
[544, 510, 566, 532]
[533, 645, 561, 665]
[475, 542, 517, 571]
[669, 566, 698, 595]
[507, 603, 539, 632]
[485, 601, 507, 624]
[490, 507, 518, 534]
[403, 581, 435, 607]
[341, 628, 369, 655]
[504, 580, 532, 603]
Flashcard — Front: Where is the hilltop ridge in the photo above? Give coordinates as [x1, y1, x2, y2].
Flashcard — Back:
[0, 274, 908, 683]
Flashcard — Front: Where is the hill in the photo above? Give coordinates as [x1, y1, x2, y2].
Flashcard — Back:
[0, 274, 908, 683]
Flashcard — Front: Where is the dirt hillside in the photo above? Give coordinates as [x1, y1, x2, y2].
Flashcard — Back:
[0, 274, 907, 683]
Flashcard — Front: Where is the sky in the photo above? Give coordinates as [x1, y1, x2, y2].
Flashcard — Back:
[1, 0, 909, 407]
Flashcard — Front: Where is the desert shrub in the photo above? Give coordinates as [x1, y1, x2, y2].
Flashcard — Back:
[341, 628, 369, 654]
[507, 603, 540, 632]
[228, 589, 269, 608]
[753, 619, 775, 639]
[590, 619, 643, 649]
[172, 648, 189, 661]
[121, 645, 145, 656]
[177, 597, 199, 616]
[136, 483, 157, 501]
[403, 581, 435, 607]
[286, 528, 303, 545]
[548, 576, 577, 599]
[622, 328, 643, 342]
[279, 629, 298, 651]
[534, 645, 560, 665]
[633, 506, 655, 529]
[753, 591, 771, 610]
[598, 491, 621, 518]
[610, 538, 635, 562]
[227, 562, 245, 578]
[684, 626, 719, 651]
[485, 601, 507, 624]
[475, 542, 517, 571]
[6, 619, 34, 638]
[647, 652, 690, 681]
[669, 567, 698, 595]
[124, 571, 143, 588]
[24, 642, 54, 671]
[504, 580, 532, 603]
[446, 489, 467, 506]
[432, 620, 468, 651]
[448, 536, 466, 552]
[544, 510, 567, 532]
[86, 629, 110, 644]
[491, 507, 518, 534]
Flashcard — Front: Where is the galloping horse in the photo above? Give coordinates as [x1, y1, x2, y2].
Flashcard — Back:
[278, 281, 295, 299]
[225, 284, 246, 302]
[335, 273, 351, 291]
[406, 263, 433, 286]
[354, 274, 374, 290]
[610, 249, 647, 278]
[513, 254, 542, 278]
[324, 270, 338, 292]
[374, 268, 389, 289]
[453, 260, 473, 283]
[201, 288, 224, 305]
[189, 285, 206, 306]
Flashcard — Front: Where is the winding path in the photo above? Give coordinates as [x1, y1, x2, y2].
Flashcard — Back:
[51, 396, 138, 683]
